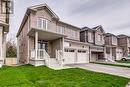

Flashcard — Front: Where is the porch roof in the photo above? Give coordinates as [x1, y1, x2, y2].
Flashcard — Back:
[27, 27, 67, 40]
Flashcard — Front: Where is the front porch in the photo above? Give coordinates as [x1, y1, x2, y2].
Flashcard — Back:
[90, 45, 105, 62]
[28, 28, 66, 68]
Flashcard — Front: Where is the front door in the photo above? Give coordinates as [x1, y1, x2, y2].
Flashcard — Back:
[38, 40, 48, 51]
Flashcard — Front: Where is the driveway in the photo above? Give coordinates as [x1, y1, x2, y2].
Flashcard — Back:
[68, 63, 130, 78]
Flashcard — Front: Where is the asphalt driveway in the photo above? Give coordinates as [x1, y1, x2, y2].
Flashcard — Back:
[68, 63, 130, 78]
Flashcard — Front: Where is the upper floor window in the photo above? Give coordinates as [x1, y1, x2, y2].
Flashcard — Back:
[112, 36, 117, 45]
[97, 34, 102, 41]
[88, 32, 93, 41]
[58, 26, 65, 34]
[37, 18, 49, 30]
[71, 30, 78, 38]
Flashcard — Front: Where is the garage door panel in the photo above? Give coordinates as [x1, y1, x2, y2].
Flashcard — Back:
[77, 50, 89, 63]
[64, 49, 75, 64]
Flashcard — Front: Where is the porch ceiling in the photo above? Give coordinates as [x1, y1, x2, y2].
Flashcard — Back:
[27, 27, 67, 40]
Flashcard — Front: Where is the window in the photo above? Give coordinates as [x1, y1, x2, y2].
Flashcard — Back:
[65, 49, 74, 52]
[97, 34, 102, 41]
[112, 36, 117, 45]
[58, 26, 65, 34]
[78, 50, 86, 53]
[88, 32, 93, 41]
[71, 30, 78, 38]
[37, 18, 49, 30]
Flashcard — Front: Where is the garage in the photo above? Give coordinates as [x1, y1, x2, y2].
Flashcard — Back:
[77, 50, 89, 63]
[64, 49, 75, 64]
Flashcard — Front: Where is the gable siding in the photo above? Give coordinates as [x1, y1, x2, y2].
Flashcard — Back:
[30, 8, 80, 41]
[95, 29, 104, 45]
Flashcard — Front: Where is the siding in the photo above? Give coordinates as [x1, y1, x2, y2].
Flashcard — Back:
[0, 0, 7, 23]
[30, 8, 80, 41]
[18, 17, 29, 64]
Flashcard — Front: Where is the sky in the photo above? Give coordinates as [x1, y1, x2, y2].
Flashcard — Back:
[9, 0, 130, 40]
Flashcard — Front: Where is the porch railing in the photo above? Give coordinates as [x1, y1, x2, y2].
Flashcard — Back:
[30, 49, 50, 60]
[56, 49, 63, 66]
[30, 49, 51, 66]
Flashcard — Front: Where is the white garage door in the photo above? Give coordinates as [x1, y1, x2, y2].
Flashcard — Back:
[77, 50, 89, 63]
[116, 52, 123, 60]
[64, 49, 75, 64]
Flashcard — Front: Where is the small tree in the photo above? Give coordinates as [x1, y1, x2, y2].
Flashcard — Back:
[6, 40, 17, 58]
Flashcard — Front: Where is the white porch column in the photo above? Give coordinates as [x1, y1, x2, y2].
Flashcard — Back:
[110, 48, 113, 60]
[3, 33, 7, 63]
[35, 32, 38, 59]
[62, 37, 64, 66]
[104, 47, 107, 61]
[0, 26, 3, 64]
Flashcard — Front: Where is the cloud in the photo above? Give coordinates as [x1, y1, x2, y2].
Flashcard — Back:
[8, 0, 130, 41]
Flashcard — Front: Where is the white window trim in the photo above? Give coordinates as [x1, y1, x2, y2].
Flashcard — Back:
[37, 18, 48, 30]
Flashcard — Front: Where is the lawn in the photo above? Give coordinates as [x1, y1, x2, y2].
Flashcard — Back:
[92, 62, 130, 68]
[0, 65, 129, 87]
[116, 60, 130, 63]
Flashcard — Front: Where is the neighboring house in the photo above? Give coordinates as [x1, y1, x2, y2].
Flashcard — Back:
[16, 4, 90, 68]
[117, 34, 130, 57]
[0, 0, 9, 64]
[104, 33, 123, 61]
[80, 26, 105, 62]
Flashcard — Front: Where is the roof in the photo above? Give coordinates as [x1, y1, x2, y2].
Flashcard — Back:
[104, 33, 117, 37]
[117, 34, 130, 38]
[16, 4, 81, 37]
[92, 25, 105, 33]
[81, 25, 105, 33]
[58, 21, 81, 30]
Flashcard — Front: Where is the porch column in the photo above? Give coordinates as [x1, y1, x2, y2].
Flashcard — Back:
[0, 27, 3, 63]
[35, 32, 38, 59]
[104, 47, 107, 61]
[110, 48, 113, 60]
[62, 37, 64, 66]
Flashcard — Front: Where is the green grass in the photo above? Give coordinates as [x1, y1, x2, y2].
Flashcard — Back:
[92, 62, 130, 68]
[116, 60, 130, 63]
[0, 65, 129, 87]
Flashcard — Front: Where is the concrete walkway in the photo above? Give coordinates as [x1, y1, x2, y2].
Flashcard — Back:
[68, 63, 130, 78]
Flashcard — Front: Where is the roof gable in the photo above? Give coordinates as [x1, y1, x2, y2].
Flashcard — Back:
[92, 25, 105, 33]
[28, 4, 59, 20]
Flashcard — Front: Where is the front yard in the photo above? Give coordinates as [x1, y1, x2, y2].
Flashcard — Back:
[0, 65, 129, 87]
[116, 60, 130, 63]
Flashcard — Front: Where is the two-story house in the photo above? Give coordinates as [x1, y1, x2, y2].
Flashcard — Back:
[0, 0, 9, 65]
[16, 4, 90, 68]
[104, 33, 123, 61]
[80, 26, 105, 62]
[117, 34, 130, 57]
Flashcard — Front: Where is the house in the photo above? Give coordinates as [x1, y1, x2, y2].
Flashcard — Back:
[80, 25, 105, 62]
[117, 34, 130, 57]
[16, 4, 90, 68]
[0, 0, 9, 65]
[104, 33, 123, 61]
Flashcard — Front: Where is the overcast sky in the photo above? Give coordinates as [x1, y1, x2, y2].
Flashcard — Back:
[9, 0, 130, 40]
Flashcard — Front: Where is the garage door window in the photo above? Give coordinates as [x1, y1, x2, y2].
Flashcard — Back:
[78, 50, 86, 53]
[65, 49, 75, 52]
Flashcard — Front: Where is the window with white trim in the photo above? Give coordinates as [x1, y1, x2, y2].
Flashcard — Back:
[37, 18, 49, 30]
[58, 26, 65, 34]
